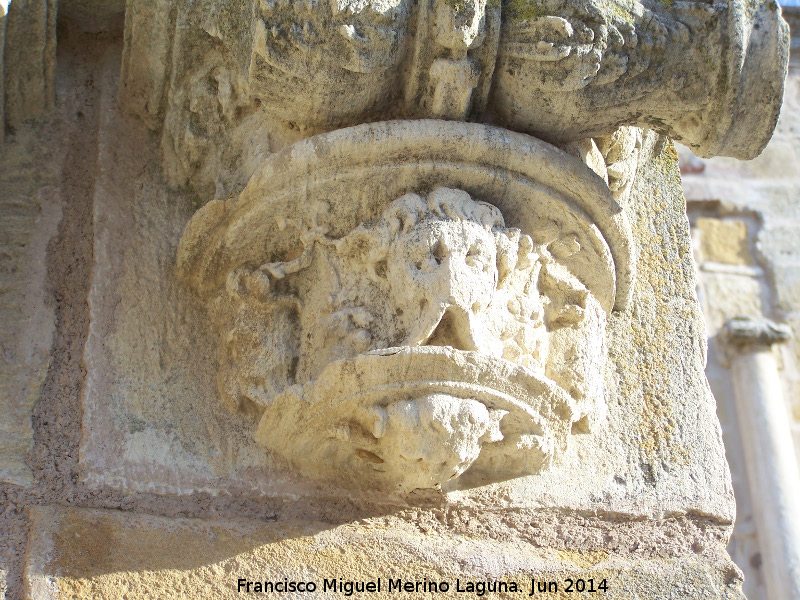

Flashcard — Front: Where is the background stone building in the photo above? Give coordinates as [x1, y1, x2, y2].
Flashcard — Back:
[682, 5, 800, 598]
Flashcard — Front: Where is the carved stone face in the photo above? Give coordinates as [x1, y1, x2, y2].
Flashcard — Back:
[249, 0, 413, 126]
[209, 187, 609, 490]
[373, 394, 505, 489]
[389, 215, 499, 351]
[291, 188, 550, 371]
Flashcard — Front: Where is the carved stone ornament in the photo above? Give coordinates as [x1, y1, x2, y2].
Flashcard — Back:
[177, 120, 635, 491]
[156, 0, 789, 197]
[240, 0, 786, 154]
[723, 316, 793, 348]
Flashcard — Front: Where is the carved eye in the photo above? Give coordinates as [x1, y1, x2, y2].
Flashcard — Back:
[466, 243, 490, 273]
[433, 239, 446, 265]
[415, 256, 438, 273]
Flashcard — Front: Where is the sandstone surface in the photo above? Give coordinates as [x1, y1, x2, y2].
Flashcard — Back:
[0, 0, 792, 598]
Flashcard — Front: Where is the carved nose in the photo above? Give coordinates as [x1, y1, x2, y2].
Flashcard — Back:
[424, 306, 479, 352]
[433, 238, 451, 263]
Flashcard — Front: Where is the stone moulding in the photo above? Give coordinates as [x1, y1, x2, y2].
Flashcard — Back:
[139, 0, 789, 198]
[178, 120, 635, 308]
[177, 119, 636, 492]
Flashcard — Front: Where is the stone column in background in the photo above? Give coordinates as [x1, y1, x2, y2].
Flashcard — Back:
[725, 316, 800, 600]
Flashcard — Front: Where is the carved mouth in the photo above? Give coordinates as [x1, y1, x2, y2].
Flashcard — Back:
[410, 306, 480, 352]
[255, 346, 576, 491]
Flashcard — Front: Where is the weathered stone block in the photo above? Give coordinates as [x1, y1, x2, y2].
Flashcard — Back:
[79, 78, 734, 523]
[24, 505, 745, 600]
[2, 0, 56, 128]
[0, 144, 62, 486]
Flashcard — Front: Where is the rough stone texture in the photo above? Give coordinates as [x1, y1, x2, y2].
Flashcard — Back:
[24, 505, 745, 600]
[2, 0, 57, 129]
[0, 136, 62, 486]
[1, 11, 6, 145]
[0, 490, 27, 600]
[0, 25, 94, 485]
[0, 1, 789, 598]
[0, 33, 115, 600]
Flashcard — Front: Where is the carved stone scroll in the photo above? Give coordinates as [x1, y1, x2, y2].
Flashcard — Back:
[492, 0, 790, 159]
[131, 0, 790, 199]
[177, 120, 635, 491]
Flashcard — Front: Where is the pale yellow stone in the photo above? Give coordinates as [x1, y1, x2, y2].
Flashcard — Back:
[0, 151, 62, 486]
[695, 218, 755, 266]
[24, 506, 744, 600]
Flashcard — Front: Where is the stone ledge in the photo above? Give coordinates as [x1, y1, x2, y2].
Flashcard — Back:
[23, 506, 744, 600]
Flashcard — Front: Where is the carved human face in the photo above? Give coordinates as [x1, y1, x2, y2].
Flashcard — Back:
[388, 217, 501, 354]
[249, 0, 412, 127]
[205, 186, 610, 490]
[373, 393, 505, 489]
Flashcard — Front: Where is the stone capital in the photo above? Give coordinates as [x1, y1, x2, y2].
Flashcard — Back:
[723, 316, 792, 349]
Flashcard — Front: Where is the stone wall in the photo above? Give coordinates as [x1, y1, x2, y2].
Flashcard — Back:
[0, 1, 792, 598]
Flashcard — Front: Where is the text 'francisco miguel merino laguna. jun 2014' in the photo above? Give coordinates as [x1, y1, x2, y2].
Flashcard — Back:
[236, 576, 610, 595]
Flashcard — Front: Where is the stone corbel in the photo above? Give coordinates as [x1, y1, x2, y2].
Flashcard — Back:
[176, 120, 635, 492]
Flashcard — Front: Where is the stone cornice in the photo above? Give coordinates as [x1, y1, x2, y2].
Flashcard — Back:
[723, 316, 792, 347]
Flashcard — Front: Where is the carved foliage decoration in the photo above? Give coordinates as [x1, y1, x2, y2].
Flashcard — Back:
[149, 0, 787, 198]
[177, 121, 635, 491]
[249, 0, 413, 125]
[493, 0, 789, 157]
